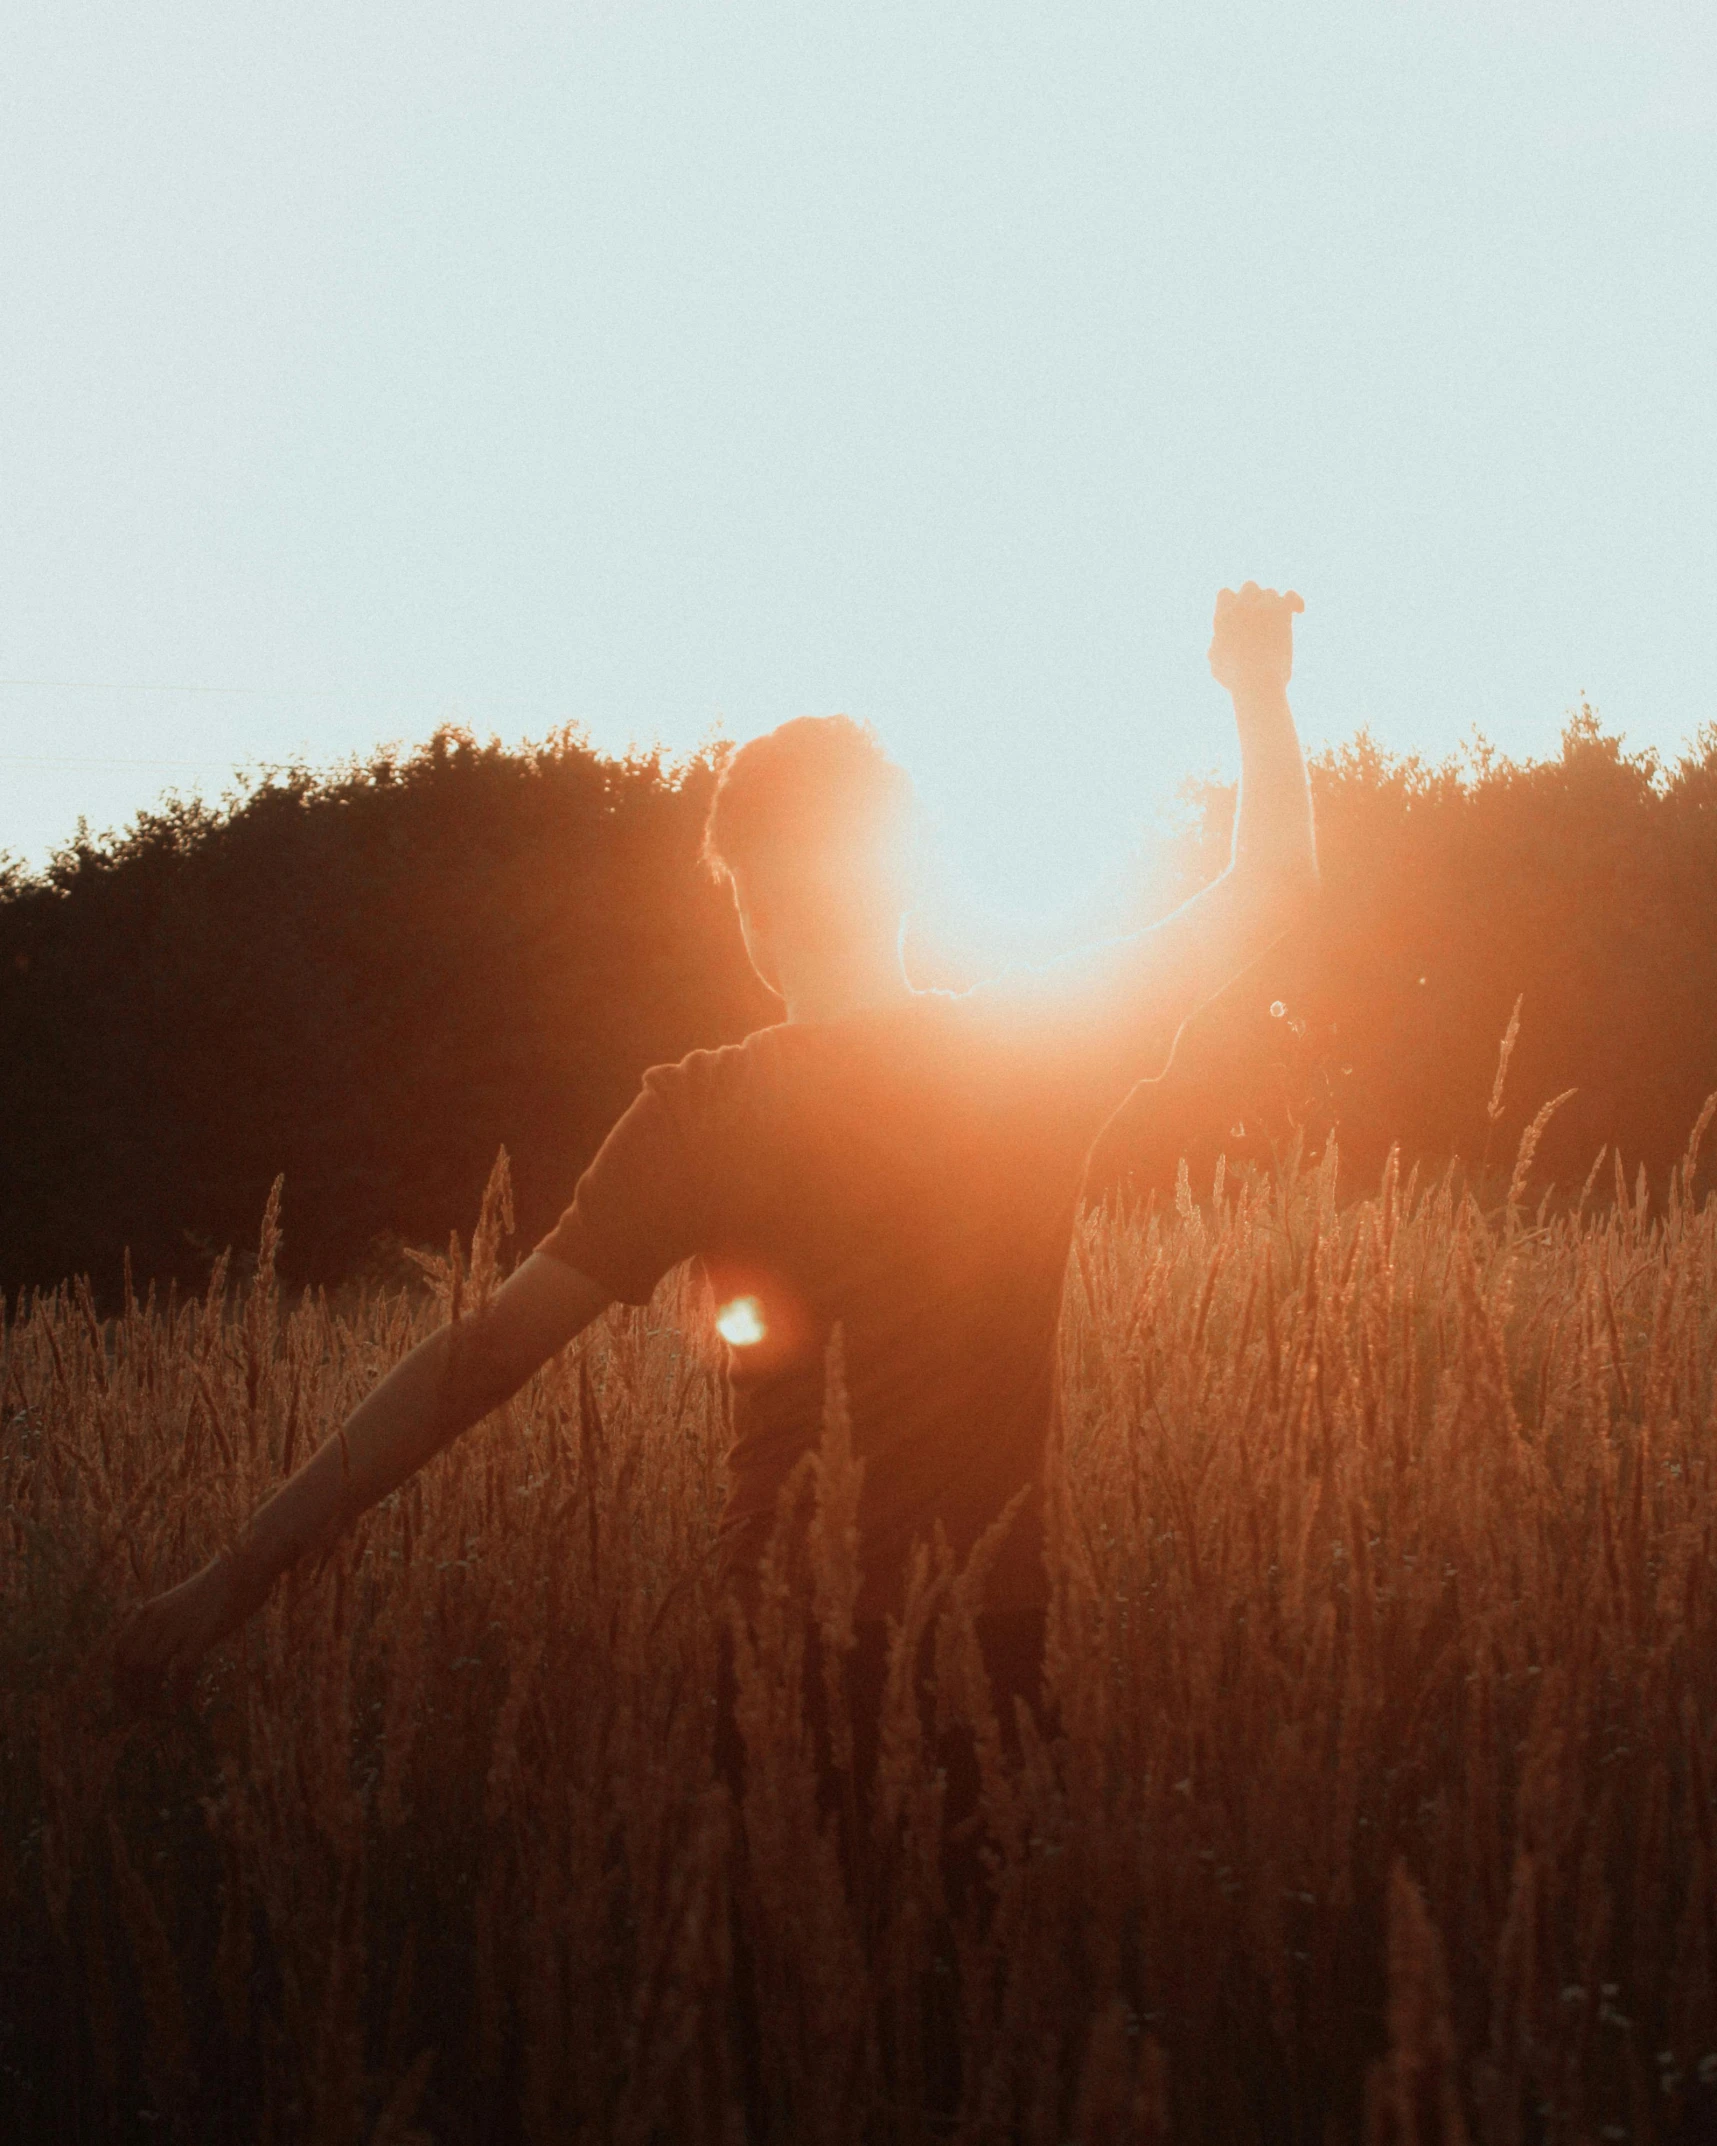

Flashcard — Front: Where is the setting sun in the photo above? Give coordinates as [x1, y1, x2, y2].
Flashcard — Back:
[905, 734, 1191, 969]
[715, 1294, 766, 1347]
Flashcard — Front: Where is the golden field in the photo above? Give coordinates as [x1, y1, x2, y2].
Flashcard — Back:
[5, 1112, 1717, 2144]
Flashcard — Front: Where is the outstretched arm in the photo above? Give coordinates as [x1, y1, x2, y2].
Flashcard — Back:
[1046, 582, 1318, 1072]
[115, 1251, 612, 1707]
[1167, 581, 1317, 1003]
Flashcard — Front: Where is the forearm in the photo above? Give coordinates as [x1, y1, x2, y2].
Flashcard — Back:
[1228, 680, 1317, 890]
[225, 1323, 478, 1611]
[220, 1253, 607, 1612]
[1079, 669, 1316, 1054]
[112, 1256, 613, 1704]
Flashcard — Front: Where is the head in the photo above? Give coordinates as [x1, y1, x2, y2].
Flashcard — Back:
[703, 714, 916, 1002]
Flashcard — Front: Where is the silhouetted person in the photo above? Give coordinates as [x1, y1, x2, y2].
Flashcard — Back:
[118, 584, 1317, 1762]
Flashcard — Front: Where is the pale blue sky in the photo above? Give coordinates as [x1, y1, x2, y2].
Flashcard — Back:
[3, 1, 1713, 916]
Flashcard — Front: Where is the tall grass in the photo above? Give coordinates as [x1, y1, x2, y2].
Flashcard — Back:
[5, 1114, 1717, 2143]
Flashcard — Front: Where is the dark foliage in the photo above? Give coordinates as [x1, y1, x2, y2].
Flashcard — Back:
[1100, 706, 1717, 1206]
[0, 730, 773, 1297]
[3, 707, 1713, 1300]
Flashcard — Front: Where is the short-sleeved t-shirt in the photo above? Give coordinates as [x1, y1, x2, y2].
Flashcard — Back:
[537, 952, 1179, 1620]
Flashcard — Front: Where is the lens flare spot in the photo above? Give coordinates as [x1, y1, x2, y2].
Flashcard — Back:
[716, 1295, 766, 1347]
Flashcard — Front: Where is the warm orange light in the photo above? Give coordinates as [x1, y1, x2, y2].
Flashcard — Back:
[716, 1295, 766, 1347]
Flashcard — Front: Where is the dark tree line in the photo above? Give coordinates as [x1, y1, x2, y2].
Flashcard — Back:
[3, 709, 1714, 1301]
[1109, 706, 1717, 1207]
[0, 731, 773, 1298]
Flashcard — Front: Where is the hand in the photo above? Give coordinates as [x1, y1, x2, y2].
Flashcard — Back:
[114, 1554, 249, 1714]
[1208, 582, 1304, 693]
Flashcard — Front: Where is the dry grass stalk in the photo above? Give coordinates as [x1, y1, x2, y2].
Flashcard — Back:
[1487, 996, 1524, 1127]
[4, 1135, 1717, 2141]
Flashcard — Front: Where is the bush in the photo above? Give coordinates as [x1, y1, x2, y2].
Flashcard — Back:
[0, 730, 772, 1297]
[6, 707, 1715, 1301]
[1099, 709, 1717, 1212]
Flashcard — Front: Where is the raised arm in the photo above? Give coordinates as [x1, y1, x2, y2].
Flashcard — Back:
[1168, 581, 1317, 995]
[115, 1251, 612, 1708]
[1041, 582, 1318, 1074]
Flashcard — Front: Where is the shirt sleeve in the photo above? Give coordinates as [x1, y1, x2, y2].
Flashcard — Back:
[534, 1057, 715, 1304]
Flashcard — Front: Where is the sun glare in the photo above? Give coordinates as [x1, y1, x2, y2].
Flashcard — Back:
[917, 747, 1180, 963]
[918, 812, 1167, 973]
[716, 1295, 766, 1347]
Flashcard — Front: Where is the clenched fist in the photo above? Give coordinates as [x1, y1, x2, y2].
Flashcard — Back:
[1208, 582, 1304, 693]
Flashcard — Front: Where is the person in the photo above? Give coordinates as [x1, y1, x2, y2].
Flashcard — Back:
[116, 584, 1318, 1750]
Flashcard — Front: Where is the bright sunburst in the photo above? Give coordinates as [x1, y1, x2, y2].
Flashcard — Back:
[715, 1295, 766, 1348]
